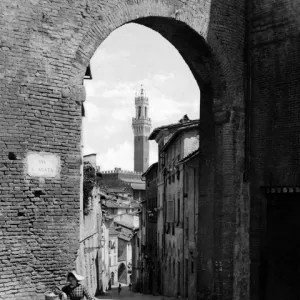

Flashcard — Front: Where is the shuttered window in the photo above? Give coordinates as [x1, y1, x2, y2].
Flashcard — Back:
[167, 200, 174, 222]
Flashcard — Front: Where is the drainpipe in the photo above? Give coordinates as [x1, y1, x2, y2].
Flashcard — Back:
[244, 0, 252, 182]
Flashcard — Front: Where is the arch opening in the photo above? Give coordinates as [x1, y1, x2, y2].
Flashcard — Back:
[118, 263, 128, 284]
[76, 13, 229, 300]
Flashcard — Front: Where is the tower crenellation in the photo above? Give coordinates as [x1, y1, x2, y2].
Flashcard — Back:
[132, 85, 151, 173]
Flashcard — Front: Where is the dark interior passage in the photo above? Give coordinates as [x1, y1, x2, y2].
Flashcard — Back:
[265, 194, 300, 300]
[118, 263, 127, 284]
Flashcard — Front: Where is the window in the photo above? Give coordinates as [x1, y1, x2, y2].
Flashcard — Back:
[173, 260, 175, 277]
[138, 106, 141, 118]
[185, 216, 189, 238]
[177, 194, 180, 224]
[172, 223, 175, 235]
[167, 200, 174, 222]
[145, 106, 147, 117]
[173, 194, 176, 220]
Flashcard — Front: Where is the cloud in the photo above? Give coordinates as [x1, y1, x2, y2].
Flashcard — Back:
[97, 140, 134, 171]
[112, 108, 133, 122]
[84, 102, 104, 123]
[85, 80, 106, 97]
[92, 48, 130, 65]
[153, 73, 175, 82]
[103, 125, 118, 134]
[83, 144, 96, 156]
[149, 142, 158, 165]
[148, 94, 185, 124]
[100, 83, 136, 101]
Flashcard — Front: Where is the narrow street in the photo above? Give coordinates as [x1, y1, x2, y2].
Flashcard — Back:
[96, 285, 169, 300]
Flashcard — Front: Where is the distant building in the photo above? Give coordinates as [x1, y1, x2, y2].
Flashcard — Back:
[141, 162, 158, 294]
[101, 168, 145, 201]
[108, 227, 119, 288]
[83, 153, 98, 169]
[97, 188, 139, 289]
[131, 227, 142, 292]
[115, 220, 134, 284]
[177, 149, 199, 300]
[149, 115, 199, 298]
[77, 156, 104, 296]
[132, 86, 151, 173]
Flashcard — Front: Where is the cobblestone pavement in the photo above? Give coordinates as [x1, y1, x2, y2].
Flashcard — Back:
[96, 285, 170, 300]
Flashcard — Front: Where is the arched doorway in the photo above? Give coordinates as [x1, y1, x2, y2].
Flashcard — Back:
[118, 263, 127, 284]
[111, 272, 115, 286]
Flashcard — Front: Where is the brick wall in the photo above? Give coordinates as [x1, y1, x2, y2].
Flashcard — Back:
[250, 1, 300, 299]
[0, 0, 245, 299]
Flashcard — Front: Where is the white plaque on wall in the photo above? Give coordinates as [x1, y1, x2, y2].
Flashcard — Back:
[26, 152, 60, 178]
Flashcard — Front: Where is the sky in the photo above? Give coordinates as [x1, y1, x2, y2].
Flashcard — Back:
[83, 23, 200, 171]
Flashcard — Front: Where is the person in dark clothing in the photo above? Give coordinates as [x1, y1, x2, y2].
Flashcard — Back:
[60, 271, 93, 300]
[118, 283, 122, 295]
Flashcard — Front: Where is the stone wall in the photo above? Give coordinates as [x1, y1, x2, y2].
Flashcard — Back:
[249, 1, 300, 299]
[76, 184, 102, 296]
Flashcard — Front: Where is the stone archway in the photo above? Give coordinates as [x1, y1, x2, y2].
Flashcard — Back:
[0, 1, 247, 299]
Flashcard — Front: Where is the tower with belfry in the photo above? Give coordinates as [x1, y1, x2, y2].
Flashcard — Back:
[132, 85, 151, 173]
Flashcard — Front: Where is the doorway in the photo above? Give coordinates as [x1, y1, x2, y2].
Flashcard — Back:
[264, 194, 300, 300]
[95, 253, 101, 293]
[118, 263, 128, 284]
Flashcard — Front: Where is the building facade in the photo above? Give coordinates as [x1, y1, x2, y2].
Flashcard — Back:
[131, 226, 142, 292]
[148, 116, 199, 298]
[149, 115, 199, 296]
[141, 162, 159, 294]
[76, 157, 104, 296]
[108, 227, 119, 288]
[132, 86, 152, 173]
[101, 168, 145, 202]
[177, 150, 199, 300]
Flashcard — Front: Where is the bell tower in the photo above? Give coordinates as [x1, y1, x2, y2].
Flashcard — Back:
[132, 85, 151, 173]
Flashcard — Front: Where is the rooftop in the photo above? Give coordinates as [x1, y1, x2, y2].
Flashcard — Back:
[142, 162, 158, 178]
[130, 182, 145, 190]
[109, 227, 120, 236]
[114, 220, 135, 230]
[149, 115, 199, 140]
[177, 149, 200, 165]
[102, 199, 130, 209]
[161, 122, 199, 152]
[118, 233, 132, 242]
[101, 168, 143, 175]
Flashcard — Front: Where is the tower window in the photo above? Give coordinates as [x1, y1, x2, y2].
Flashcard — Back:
[145, 107, 147, 118]
[138, 106, 141, 118]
